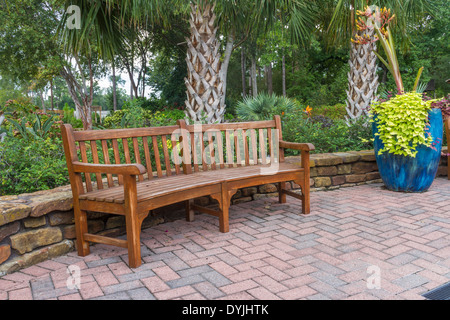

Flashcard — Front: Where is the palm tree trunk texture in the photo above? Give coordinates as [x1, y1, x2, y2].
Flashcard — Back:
[184, 2, 225, 123]
[346, 28, 379, 121]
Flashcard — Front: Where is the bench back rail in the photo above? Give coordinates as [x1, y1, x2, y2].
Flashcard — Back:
[62, 118, 285, 194]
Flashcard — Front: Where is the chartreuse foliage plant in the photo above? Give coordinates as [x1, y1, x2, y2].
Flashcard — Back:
[370, 92, 435, 158]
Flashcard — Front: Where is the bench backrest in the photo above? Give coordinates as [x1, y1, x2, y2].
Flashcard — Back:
[61, 116, 284, 193]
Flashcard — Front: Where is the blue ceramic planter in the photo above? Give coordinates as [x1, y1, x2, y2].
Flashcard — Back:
[372, 108, 443, 192]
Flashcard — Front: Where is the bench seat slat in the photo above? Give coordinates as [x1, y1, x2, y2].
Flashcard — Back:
[78, 163, 303, 204]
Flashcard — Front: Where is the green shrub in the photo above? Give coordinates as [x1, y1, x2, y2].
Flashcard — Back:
[0, 136, 69, 195]
[235, 93, 298, 121]
[310, 103, 347, 120]
[103, 104, 185, 129]
[280, 105, 373, 154]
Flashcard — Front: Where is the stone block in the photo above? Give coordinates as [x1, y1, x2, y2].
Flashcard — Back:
[332, 176, 346, 186]
[26, 190, 73, 217]
[357, 150, 376, 161]
[311, 154, 343, 166]
[106, 216, 125, 229]
[241, 187, 257, 197]
[314, 177, 332, 188]
[259, 184, 278, 193]
[345, 174, 367, 183]
[316, 166, 338, 176]
[48, 211, 74, 226]
[0, 203, 31, 227]
[10, 227, 63, 255]
[352, 162, 378, 174]
[24, 216, 46, 228]
[366, 172, 381, 181]
[337, 164, 352, 175]
[0, 222, 20, 242]
[0, 244, 11, 264]
[63, 220, 104, 239]
[332, 152, 361, 163]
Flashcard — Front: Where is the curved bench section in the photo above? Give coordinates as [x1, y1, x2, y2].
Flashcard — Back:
[61, 116, 314, 268]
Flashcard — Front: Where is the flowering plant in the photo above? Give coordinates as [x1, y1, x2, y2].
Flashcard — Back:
[352, 6, 423, 94]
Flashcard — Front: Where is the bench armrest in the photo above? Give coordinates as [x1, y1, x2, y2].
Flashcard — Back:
[279, 140, 315, 152]
[72, 162, 147, 176]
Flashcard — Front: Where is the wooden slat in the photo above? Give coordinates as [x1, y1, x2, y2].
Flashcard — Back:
[191, 132, 199, 172]
[83, 233, 128, 248]
[122, 138, 131, 164]
[185, 120, 276, 133]
[177, 119, 192, 175]
[217, 131, 225, 169]
[268, 128, 273, 163]
[243, 129, 249, 166]
[161, 135, 172, 176]
[78, 141, 93, 192]
[111, 139, 123, 185]
[90, 140, 103, 189]
[142, 136, 153, 180]
[101, 140, 114, 187]
[132, 137, 144, 181]
[225, 130, 233, 168]
[274, 115, 285, 163]
[171, 132, 181, 175]
[207, 131, 216, 170]
[235, 130, 242, 167]
[73, 125, 179, 141]
[198, 132, 205, 171]
[152, 136, 163, 178]
[259, 129, 267, 165]
[250, 129, 258, 165]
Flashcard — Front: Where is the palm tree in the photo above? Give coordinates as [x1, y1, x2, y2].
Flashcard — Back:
[184, 0, 317, 123]
[184, 2, 224, 123]
[58, 0, 316, 126]
[325, 0, 433, 122]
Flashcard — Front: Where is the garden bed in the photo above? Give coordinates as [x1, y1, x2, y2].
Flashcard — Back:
[0, 150, 447, 275]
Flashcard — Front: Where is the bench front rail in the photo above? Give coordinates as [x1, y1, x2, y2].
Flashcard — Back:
[61, 115, 314, 267]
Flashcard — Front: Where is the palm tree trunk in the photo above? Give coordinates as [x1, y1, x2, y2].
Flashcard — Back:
[251, 56, 257, 98]
[112, 61, 117, 111]
[346, 28, 379, 122]
[184, 1, 225, 123]
[282, 54, 286, 97]
[241, 47, 246, 97]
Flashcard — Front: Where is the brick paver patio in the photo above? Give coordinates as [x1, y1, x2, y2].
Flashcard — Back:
[1, 179, 449, 300]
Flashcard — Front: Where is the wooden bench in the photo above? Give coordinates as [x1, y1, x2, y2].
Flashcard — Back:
[61, 116, 315, 268]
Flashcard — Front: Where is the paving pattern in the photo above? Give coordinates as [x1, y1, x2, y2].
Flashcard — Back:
[1, 179, 449, 300]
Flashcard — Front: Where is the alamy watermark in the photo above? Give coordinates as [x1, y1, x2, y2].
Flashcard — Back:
[367, 265, 381, 290]
[66, 5, 81, 30]
[66, 265, 81, 290]
[169, 124, 281, 175]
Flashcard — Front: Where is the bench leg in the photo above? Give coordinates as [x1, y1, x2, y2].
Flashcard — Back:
[125, 211, 142, 268]
[124, 175, 142, 268]
[278, 182, 287, 204]
[185, 199, 195, 222]
[219, 191, 230, 233]
[74, 206, 90, 257]
[212, 189, 232, 233]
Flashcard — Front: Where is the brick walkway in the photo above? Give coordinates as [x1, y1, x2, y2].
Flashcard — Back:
[1, 179, 449, 300]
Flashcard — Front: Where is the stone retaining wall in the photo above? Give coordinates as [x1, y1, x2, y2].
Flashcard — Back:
[0, 149, 448, 275]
